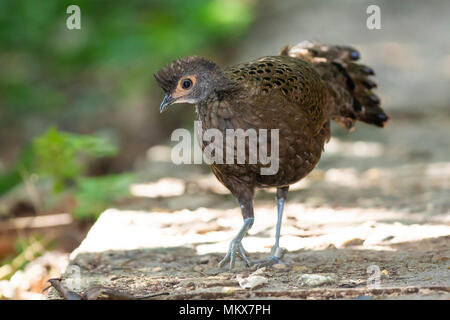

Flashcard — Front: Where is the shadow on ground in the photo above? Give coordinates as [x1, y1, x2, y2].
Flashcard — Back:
[45, 112, 450, 300]
[48, 234, 449, 299]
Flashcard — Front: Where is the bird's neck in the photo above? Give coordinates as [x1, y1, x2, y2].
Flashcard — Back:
[195, 77, 241, 126]
[195, 95, 219, 125]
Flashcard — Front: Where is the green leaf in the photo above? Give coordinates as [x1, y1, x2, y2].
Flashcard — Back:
[32, 126, 118, 193]
[73, 173, 135, 220]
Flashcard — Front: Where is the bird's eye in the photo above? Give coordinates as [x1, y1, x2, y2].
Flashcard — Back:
[182, 79, 193, 90]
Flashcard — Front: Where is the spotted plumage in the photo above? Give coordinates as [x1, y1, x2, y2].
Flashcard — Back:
[155, 41, 389, 269]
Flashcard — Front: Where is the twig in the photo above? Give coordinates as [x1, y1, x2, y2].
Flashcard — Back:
[46, 278, 170, 300]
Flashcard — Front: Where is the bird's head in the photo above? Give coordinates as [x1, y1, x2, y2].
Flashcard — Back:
[154, 56, 226, 113]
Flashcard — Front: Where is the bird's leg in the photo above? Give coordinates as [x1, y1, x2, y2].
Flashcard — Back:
[257, 186, 289, 267]
[218, 217, 254, 269]
[218, 191, 254, 269]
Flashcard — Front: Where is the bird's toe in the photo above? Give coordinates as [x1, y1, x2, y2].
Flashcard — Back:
[218, 239, 252, 269]
[254, 255, 289, 268]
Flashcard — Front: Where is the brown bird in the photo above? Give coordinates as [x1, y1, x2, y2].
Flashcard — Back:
[155, 41, 388, 269]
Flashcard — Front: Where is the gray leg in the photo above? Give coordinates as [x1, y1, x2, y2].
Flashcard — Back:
[218, 189, 255, 269]
[256, 186, 289, 267]
[218, 217, 254, 269]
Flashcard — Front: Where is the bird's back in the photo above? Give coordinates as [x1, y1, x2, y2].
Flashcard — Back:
[224, 55, 329, 135]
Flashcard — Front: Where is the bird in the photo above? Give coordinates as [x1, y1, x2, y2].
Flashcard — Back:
[154, 41, 388, 269]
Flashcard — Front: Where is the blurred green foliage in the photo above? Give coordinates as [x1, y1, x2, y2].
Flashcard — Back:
[33, 127, 118, 193]
[0, 0, 255, 217]
[0, 0, 254, 125]
[73, 174, 135, 219]
[0, 234, 51, 280]
[0, 146, 34, 195]
[32, 127, 133, 219]
[1, 126, 133, 219]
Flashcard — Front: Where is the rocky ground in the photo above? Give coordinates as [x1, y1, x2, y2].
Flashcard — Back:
[47, 113, 450, 300]
[39, 0, 450, 300]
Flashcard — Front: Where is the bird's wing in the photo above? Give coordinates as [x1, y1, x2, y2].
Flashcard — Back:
[224, 56, 328, 134]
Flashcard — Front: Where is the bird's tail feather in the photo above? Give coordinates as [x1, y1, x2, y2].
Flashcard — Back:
[281, 41, 388, 130]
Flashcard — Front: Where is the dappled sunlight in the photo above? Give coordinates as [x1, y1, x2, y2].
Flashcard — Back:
[320, 162, 450, 190]
[46, 106, 450, 300]
[324, 137, 384, 157]
[63, 204, 449, 298]
[72, 204, 450, 259]
[130, 178, 185, 198]
[146, 145, 173, 163]
[323, 168, 360, 188]
[127, 158, 450, 220]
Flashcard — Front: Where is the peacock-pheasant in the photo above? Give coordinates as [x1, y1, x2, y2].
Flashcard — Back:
[155, 41, 388, 269]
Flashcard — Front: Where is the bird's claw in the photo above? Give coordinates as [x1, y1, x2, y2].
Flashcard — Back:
[254, 247, 289, 268]
[270, 246, 287, 259]
[218, 239, 251, 269]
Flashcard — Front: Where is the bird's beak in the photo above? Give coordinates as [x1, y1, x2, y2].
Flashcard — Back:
[160, 93, 175, 113]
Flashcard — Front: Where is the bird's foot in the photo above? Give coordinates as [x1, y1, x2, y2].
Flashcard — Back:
[254, 246, 288, 268]
[218, 238, 252, 269]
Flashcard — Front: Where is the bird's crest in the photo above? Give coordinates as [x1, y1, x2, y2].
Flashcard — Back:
[154, 56, 219, 92]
